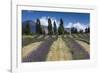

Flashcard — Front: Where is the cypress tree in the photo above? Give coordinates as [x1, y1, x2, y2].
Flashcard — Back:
[36, 19, 42, 34]
[25, 22, 31, 35]
[58, 18, 64, 35]
[53, 21, 57, 35]
[85, 27, 90, 33]
[48, 18, 53, 35]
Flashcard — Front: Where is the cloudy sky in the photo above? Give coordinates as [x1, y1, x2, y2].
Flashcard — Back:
[22, 10, 90, 31]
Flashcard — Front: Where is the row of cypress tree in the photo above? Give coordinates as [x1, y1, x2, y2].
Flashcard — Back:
[36, 18, 64, 35]
[23, 18, 90, 35]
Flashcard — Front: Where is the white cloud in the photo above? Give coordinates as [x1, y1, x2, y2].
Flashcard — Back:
[36, 16, 89, 32]
[73, 22, 88, 32]
[51, 17, 60, 28]
[39, 16, 59, 28]
[65, 22, 89, 32]
[40, 16, 48, 26]
[65, 22, 73, 28]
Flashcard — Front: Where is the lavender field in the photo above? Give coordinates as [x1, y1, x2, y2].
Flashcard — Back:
[22, 34, 90, 62]
[22, 10, 90, 62]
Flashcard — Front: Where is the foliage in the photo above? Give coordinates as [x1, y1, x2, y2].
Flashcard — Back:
[53, 21, 57, 35]
[58, 18, 64, 35]
[85, 27, 90, 33]
[24, 22, 31, 35]
[36, 19, 43, 34]
[71, 27, 78, 33]
[48, 18, 53, 35]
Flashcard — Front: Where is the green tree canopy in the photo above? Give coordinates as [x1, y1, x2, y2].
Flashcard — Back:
[48, 18, 53, 35]
[25, 22, 31, 35]
[85, 27, 90, 33]
[58, 18, 64, 35]
[36, 19, 42, 34]
[53, 21, 57, 35]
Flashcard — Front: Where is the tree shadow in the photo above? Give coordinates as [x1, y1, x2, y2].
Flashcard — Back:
[63, 36, 90, 60]
[22, 35, 46, 47]
[22, 36, 57, 62]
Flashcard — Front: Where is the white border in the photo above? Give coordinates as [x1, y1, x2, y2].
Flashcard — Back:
[12, 4, 97, 73]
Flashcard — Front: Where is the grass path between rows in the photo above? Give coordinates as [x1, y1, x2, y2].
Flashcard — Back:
[22, 41, 42, 59]
[22, 36, 56, 62]
[63, 36, 90, 60]
[47, 36, 72, 61]
[75, 40, 90, 54]
[22, 36, 49, 59]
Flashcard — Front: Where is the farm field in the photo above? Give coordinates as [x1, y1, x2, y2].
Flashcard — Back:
[22, 10, 90, 62]
[22, 34, 90, 62]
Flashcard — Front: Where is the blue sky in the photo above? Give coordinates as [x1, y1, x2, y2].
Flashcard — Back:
[22, 10, 90, 31]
